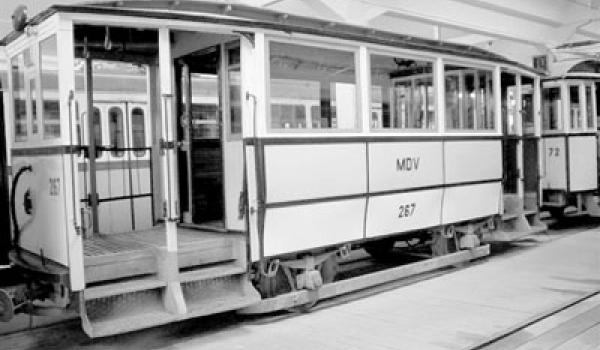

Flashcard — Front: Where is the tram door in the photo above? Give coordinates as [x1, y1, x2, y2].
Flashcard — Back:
[177, 40, 243, 230]
[501, 72, 520, 200]
[501, 72, 540, 213]
[521, 76, 540, 211]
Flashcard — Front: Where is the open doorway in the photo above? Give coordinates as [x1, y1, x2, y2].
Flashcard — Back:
[174, 33, 241, 230]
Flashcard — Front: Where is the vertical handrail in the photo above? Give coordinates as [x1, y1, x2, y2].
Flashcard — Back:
[84, 53, 99, 234]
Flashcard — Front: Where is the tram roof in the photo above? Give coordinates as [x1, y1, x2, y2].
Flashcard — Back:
[1, 0, 541, 75]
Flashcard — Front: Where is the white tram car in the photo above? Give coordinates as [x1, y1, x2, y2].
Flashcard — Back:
[539, 57, 600, 217]
[1, 1, 545, 337]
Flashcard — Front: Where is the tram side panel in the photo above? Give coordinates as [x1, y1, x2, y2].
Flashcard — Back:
[542, 137, 567, 191]
[366, 141, 444, 238]
[11, 153, 70, 266]
[442, 140, 503, 223]
[568, 136, 597, 192]
[262, 143, 367, 257]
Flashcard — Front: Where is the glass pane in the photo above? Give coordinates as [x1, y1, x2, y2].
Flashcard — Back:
[521, 76, 535, 134]
[92, 107, 102, 158]
[269, 42, 356, 130]
[501, 73, 518, 134]
[24, 48, 38, 135]
[11, 54, 26, 141]
[369, 54, 435, 130]
[229, 69, 241, 135]
[270, 104, 306, 128]
[131, 107, 146, 156]
[570, 85, 582, 130]
[542, 87, 561, 131]
[188, 73, 219, 139]
[30, 79, 37, 134]
[586, 85, 594, 129]
[108, 107, 124, 157]
[445, 74, 460, 129]
[446, 65, 494, 131]
[191, 103, 219, 139]
[40, 35, 60, 138]
[463, 72, 476, 129]
[477, 70, 494, 130]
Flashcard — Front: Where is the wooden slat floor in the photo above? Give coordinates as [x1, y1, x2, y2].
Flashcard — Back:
[163, 228, 600, 350]
[83, 226, 230, 257]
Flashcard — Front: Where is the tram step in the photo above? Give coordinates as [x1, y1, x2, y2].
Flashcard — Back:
[82, 273, 261, 338]
[84, 276, 166, 300]
[179, 261, 246, 283]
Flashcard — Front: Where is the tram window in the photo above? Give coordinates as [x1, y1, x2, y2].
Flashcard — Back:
[108, 107, 124, 157]
[477, 71, 494, 130]
[369, 54, 435, 130]
[569, 85, 582, 130]
[191, 103, 219, 139]
[586, 85, 594, 129]
[229, 69, 242, 135]
[30, 78, 38, 135]
[445, 74, 460, 129]
[11, 53, 27, 141]
[40, 35, 60, 138]
[445, 65, 494, 131]
[269, 41, 357, 131]
[83, 107, 103, 158]
[131, 108, 146, 157]
[270, 104, 306, 128]
[542, 87, 561, 131]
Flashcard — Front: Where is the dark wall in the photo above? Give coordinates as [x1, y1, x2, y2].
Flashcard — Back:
[0, 86, 10, 265]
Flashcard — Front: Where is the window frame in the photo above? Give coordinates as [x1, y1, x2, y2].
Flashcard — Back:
[39, 33, 61, 139]
[443, 62, 496, 133]
[541, 81, 564, 134]
[265, 36, 362, 134]
[367, 49, 438, 133]
[130, 106, 147, 157]
[108, 105, 125, 158]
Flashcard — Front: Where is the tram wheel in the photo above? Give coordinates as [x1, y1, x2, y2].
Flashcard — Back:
[431, 229, 458, 257]
[255, 268, 291, 299]
[364, 238, 396, 261]
[319, 256, 339, 284]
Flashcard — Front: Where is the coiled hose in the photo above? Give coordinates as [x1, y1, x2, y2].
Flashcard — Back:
[10, 165, 32, 252]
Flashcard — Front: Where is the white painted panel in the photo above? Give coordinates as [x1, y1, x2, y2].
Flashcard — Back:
[224, 140, 245, 231]
[107, 199, 132, 233]
[133, 197, 153, 231]
[542, 137, 567, 190]
[366, 189, 443, 238]
[263, 198, 365, 257]
[246, 146, 261, 262]
[265, 143, 366, 203]
[131, 167, 151, 195]
[13, 156, 69, 266]
[568, 136, 598, 192]
[442, 182, 502, 224]
[444, 140, 502, 183]
[369, 142, 443, 192]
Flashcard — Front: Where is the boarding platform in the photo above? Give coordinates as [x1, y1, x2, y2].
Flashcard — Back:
[182, 228, 600, 350]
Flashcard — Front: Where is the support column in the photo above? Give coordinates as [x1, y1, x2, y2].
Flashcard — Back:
[158, 27, 186, 315]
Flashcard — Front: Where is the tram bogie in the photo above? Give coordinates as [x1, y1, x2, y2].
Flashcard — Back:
[0, 1, 548, 337]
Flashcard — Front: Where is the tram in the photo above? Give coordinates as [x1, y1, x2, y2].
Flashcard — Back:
[539, 55, 600, 217]
[0, 1, 545, 337]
